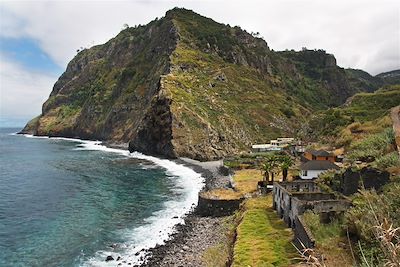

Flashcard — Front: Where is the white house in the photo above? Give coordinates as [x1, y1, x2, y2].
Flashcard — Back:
[300, 160, 340, 179]
[252, 144, 283, 152]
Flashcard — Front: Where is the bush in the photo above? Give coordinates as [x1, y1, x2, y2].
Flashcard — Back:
[302, 211, 344, 244]
[345, 184, 400, 265]
[347, 128, 395, 162]
[374, 152, 400, 169]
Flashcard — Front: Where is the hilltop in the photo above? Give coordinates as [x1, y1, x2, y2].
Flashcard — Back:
[21, 8, 398, 160]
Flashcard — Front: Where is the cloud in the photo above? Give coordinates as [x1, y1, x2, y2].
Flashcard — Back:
[1, 0, 398, 75]
[0, 54, 58, 123]
[0, 0, 399, 125]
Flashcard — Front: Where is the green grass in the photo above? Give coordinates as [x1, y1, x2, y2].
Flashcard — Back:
[309, 85, 400, 144]
[347, 127, 396, 164]
[233, 169, 263, 194]
[202, 215, 238, 267]
[233, 196, 297, 267]
[302, 212, 342, 245]
[302, 212, 355, 266]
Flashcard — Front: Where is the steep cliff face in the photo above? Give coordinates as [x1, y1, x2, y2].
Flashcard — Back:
[21, 8, 390, 160]
[24, 16, 177, 149]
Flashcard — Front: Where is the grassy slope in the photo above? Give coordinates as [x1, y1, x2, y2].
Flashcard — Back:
[165, 43, 306, 153]
[309, 85, 400, 146]
[233, 196, 297, 267]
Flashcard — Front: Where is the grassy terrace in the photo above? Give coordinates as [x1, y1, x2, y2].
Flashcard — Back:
[201, 169, 262, 199]
[233, 196, 298, 267]
[202, 169, 299, 266]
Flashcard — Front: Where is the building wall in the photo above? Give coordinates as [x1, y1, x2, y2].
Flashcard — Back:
[316, 156, 335, 162]
[304, 152, 313, 161]
[300, 170, 324, 179]
[273, 181, 350, 229]
[304, 152, 335, 162]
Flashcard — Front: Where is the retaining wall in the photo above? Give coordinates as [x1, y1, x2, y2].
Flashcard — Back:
[197, 193, 244, 217]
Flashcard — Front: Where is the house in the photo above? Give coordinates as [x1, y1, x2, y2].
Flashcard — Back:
[300, 160, 340, 179]
[252, 144, 281, 152]
[271, 138, 295, 147]
[304, 149, 336, 162]
[252, 137, 295, 153]
[277, 137, 295, 144]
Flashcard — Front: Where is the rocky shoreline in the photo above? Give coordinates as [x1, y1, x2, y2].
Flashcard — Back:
[139, 158, 234, 267]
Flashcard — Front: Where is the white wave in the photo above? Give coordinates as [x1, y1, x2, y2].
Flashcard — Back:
[21, 134, 50, 139]
[76, 140, 204, 266]
[20, 134, 204, 266]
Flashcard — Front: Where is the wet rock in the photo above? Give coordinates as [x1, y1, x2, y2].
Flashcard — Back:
[105, 255, 114, 262]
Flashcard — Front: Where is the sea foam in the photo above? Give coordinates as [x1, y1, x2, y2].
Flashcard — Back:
[21, 135, 204, 266]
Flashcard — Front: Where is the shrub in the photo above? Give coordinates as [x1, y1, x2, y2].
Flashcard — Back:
[347, 128, 395, 162]
[345, 184, 400, 265]
[374, 152, 400, 169]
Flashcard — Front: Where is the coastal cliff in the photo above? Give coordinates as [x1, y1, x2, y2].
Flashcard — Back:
[21, 8, 393, 160]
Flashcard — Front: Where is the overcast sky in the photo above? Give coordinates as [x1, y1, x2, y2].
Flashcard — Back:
[0, 0, 399, 126]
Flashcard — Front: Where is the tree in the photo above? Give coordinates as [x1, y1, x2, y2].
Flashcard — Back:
[260, 155, 280, 184]
[260, 162, 272, 182]
[280, 155, 294, 181]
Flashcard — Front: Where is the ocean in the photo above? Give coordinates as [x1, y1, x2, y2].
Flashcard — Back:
[0, 128, 204, 266]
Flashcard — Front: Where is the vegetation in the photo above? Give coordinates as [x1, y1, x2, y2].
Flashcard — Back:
[233, 169, 263, 194]
[224, 153, 275, 169]
[25, 8, 398, 160]
[202, 215, 238, 267]
[259, 154, 294, 183]
[203, 169, 262, 200]
[302, 212, 355, 266]
[233, 196, 298, 267]
[308, 85, 400, 145]
[347, 128, 399, 170]
[345, 184, 400, 266]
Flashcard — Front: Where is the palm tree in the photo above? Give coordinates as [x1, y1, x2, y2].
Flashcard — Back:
[280, 155, 294, 181]
[260, 155, 280, 184]
[260, 162, 271, 183]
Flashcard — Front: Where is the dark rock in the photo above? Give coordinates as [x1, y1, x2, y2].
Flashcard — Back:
[105, 256, 114, 262]
[340, 167, 390, 195]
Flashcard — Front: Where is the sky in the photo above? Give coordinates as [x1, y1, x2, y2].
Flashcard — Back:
[0, 0, 399, 127]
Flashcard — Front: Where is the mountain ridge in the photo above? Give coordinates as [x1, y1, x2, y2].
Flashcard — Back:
[21, 8, 399, 160]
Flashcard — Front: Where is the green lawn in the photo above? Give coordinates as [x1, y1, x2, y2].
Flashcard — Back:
[233, 196, 298, 267]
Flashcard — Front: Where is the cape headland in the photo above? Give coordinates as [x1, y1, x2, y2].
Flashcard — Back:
[20, 8, 396, 161]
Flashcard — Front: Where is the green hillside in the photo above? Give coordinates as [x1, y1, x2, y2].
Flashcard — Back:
[307, 84, 400, 146]
[21, 8, 399, 160]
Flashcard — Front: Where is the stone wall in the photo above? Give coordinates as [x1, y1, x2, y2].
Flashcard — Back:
[273, 181, 350, 228]
[197, 193, 244, 217]
[293, 215, 315, 249]
[339, 167, 390, 195]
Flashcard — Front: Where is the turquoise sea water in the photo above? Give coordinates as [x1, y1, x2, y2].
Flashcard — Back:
[0, 128, 203, 266]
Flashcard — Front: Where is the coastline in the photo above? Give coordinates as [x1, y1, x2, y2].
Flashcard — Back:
[17, 133, 233, 266]
[141, 158, 234, 267]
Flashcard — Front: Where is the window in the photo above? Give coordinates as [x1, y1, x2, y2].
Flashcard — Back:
[302, 170, 308, 176]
